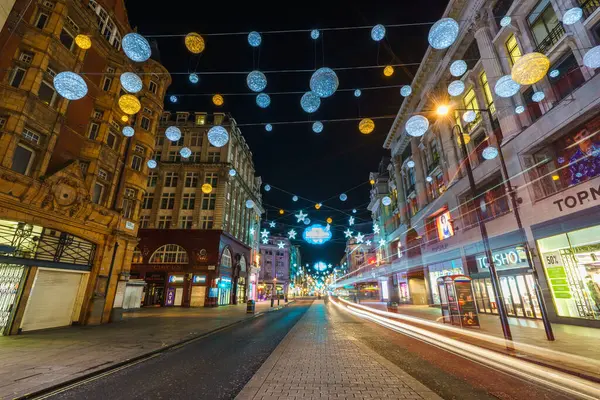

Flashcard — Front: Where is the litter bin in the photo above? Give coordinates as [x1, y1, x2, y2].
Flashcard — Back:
[246, 299, 256, 314]
[387, 301, 399, 313]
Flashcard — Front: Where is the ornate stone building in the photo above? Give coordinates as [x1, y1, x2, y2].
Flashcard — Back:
[0, 0, 170, 335]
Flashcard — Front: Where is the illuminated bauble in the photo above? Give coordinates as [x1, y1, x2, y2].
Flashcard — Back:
[256, 93, 271, 108]
[371, 24, 385, 41]
[245, 199, 255, 209]
[383, 65, 394, 77]
[118, 94, 141, 114]
[122, 126, 135, 137]
[279, 209, 284, 215]
[247, 70, 267, 92]
[370, 179, 375, 185]
[450, 60, 467, 77]
[301, 91, 321, 113]
[352, 209, 357, 214]
[354, 89, 362, 97]
[304, 218, 311, 225]
[339, 193, 347, 201]
[315, 203, 321, 210]
[264, 184, 271, 191]
[165, 126, 182, 141]
[482, 146, 499, 160]
[500, 16, 511, 27]
[311, 29, 320, 40]
[515, 105, 525, 114]
[53, 72, 87, 100]
[457, 133, 471, 146]
[583, 46, 600, 68]
[428, 18, 459, 50]
[549, 69, 559, 78]
[120, 72, 143, 93]
[180, 147, 192, 158]
[447, 80, 465, 96]
[292, 195, 298, 202]
[310, 67, 339, 98]
[121, 115, 129, 123]
[400, 85, 412, 97]
[170, 95, 178, 103]
[207, 126, 229, 147]
[532, 91, 545, 102]
[494, 75, 520, 98]
[511, 52, 550, 85]
[265, 124, 273, 132]
[357, 118, 374, 135]
[189, 73, 199, 84]
[426, 176, 434, 183]
[405, 115, 429, 137]
[147, 159, 157, 169]
[212, 94, 224, 106]
[248, 31, 262, 47]
[229, 169, 236, 177]
[75, 34, 91, 49]
[185, 32, 205, 54]
[201, 183, 213, 194]
[382, 196, 392, 206]
[326, 217, 332, 224]
[463, 110, 476, 123]
[407, 160, 415, 168]
[122, 33, 151, 62]
[312, 121, 324, 133]
[562, 8, 583, 25]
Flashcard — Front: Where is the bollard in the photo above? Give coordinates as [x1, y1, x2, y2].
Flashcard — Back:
[246, 299, 256, 314]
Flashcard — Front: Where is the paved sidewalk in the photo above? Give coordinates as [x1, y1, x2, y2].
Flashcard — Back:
[0, 301, 292, 399]
[237, 301, 441, 400]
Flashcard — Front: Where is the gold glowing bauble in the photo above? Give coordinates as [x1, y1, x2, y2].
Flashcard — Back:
[279, 209, 284, 215]
[511, 52, 550, 85]
[457, 133, 471, 146]
[74, 34, 91, 50]
[185, 32, 205, 54]
[383, 65, 394, 77]
[315, 203, 321, 210]
[201, 183, 213, 194]
[212, 94, 224, 106]
[121, 115, 129, 123]
[370, 179, 375, 185]
[359, 118, 375, 134]
[326, 217, 333, 224]
[552, 174, 560, 181]
[118, 94, 141, 115]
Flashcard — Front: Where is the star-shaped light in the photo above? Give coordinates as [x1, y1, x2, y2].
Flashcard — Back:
[373, 223, 380, 234]
[288, 229, 297, 240]
[269, 221, 276, 228]
[295, 210, 308, 223]
[261, 229, 270, 239]
[356, 232, 364, 243]
[344, 229, 353, 238]
[328, 263, 332, 268]
[262, 238, 269, 244]
[349, 216, 355, 226]
[249, 227, 255, 235]
[366, 240, 372, 246]
[277, 241, 285, 249]
[378, 239, 386, 247]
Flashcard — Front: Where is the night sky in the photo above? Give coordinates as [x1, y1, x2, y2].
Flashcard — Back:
[126, 0, 449, 268]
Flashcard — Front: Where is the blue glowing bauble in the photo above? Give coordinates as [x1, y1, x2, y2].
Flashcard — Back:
[558, 157, 565, 164]
[352, 209, 357, 214]
[264, 184, 271, 192]
[122, 33, 151, 62]
[120, 72, 143, 93]
[562, 8, 583, 25]
[189, 73, 199, 84]
[301, 91, 321, 113]
[229, 169, 237, 177]
[170, 95, 178, 103]
[292, 195, 298, 202]
[447, 80, 465, 96]
[500, 16, 511, 27]
[482, 146, 499, 160]
[312, 121, 324, 133]
[371, 24, 386, 41]
[311, 29, 320, 40]
[515, 105, 525, 114]
[494, 75, 520, 98]
[450, 60, 467, 77]
[303, 224, 332, 245]
[407, 160, 415, 168]
[122, 126, 135, 137]
[247, 70, 267, 93]
[248, 31, 261, 47]
[405, 115, 429, 137]
[426, 176, 433, 183]
[583, 46, 600, 68]
[265, 123, 273, 132]
[53, 72, 87, 100]
[400, 85, 412, 97]
[147, 159, 157, 169]
[354, 89, 362, 97]
[304, 218, 311, 225]
[165, 126, 182, 141]
[207, 126, 229, 147]
[428, 18, 459, 50]
[339, 193, 347, 202]
[309, 67, 339, 98]
[382, 196, 392, 206]
[463, 110, 476, 123]
[245, 199, 255, 209]
[180, 147, 191, 158]
[549, 69, 560, 78]
[532, 91, 545, 102]
[256, 93, 271, 108]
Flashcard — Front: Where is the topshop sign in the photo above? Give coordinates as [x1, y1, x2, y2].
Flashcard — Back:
[475, 246, 528, 272]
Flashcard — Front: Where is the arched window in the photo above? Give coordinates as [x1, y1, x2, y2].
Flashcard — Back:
[149, 244, 188, 264]
[239, 255, 247, 272]
[132, 246, 143, 264]
[221, 248, 232, 267]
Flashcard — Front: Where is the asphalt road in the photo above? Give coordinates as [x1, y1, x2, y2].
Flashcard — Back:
[42, 301, 313, 400]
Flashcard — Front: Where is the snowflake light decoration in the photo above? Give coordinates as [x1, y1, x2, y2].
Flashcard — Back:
[373, 223, 380, 234]
[269, 221, 276, 228]
[261, 229, 270, 239]
[288, 229, 297, 240]
[344, 229, 353, 239]
[277, 241, 285, 249]
[379, 239, 386, 247]
[356, 232, 364, 243]
[295, 211, 308, 223]
[349, 216, 355, 226]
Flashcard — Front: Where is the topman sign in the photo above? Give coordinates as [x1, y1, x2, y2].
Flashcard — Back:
[553, 183, 600, 212]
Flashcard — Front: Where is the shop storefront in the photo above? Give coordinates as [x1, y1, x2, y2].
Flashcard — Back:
[217, 276, 232, 305]
[428, 259, 464, 305]
[165, 275, 185, 306]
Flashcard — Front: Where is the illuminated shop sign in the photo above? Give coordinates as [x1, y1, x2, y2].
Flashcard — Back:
[218, 277, 232, 289]
[475, 246, 528, 272]
[302, 224, 332, 245]
[436, 211, 454, 241]
[168, 275, 184, 283]
[192, 275, 206, 284]
[552, 184, 600, 212]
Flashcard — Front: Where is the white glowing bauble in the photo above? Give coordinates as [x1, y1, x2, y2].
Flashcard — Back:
[400, 85, 412, 97]
[371, 24, 386, 41]
[122, 126, 135, 137]
[53, 72, 88, 100]
[189, 73, 199, 84]
[256, 93, 271, 108]
[354, 89, 362, 97]
[447, 80, 465, 96]
[207, 126, 229, 147]
[515, 105, 525, 114]
[482, 146, 499, 160]
[292, 195, 298, 202]
[312, 121, 324, 133]
[500, 16, 511, 27]
[122, 33, 151, 62]
[247, 70, 267, 93]
[494, 75, 521, 98]
[426, 176, 433, 183]
[309, 67, 339, 98]
[265, 124, 273, 132]
[450, 60, 467, 77]
[339, 193, 347, 201]
[428, 18, 459, 50]
[562, 8, 583, 25]
[246, 199, 255, 209]
[532, 91, 545, 102]
[304, 218, 311, 225]
[170, 95, 178, 103]
[264, 184, 271, 192]
[120, 72, 143, 93]
[407, 160, 415, 168]
[382, 196, 392, 206]
[583, 46, 600, 68]
[549, 69, 560, 78]
[165, 126, 182, 141]
[405, 115, 429, 137]
[301, 91, 321, 113]
[248, 31, 261, 47]
[180, 147, 191, 158]
[311, 29, 320, 40]
[463, 110, 476, 123]
[229, 169, 237, 177]
[147, 159, 157, 169]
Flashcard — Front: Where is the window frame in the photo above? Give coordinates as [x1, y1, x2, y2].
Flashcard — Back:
[11, 143, 35, 176]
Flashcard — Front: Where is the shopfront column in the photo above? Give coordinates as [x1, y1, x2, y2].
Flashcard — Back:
[410, 138, 428, 210]
[392, 155, 407, 224]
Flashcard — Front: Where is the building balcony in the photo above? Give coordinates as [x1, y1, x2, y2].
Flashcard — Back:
[579, 0, 600, 19]
[534, 24, 566, 55]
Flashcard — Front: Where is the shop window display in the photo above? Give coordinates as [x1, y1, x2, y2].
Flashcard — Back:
[428, 259, 464, 305]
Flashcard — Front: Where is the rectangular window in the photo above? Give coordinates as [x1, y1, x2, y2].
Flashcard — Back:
[131, 155, 142, 171]
[22, 127, 41, 144]
[149, 80, 158, 94]
[19, 51, 33, 64]
[462, 88, 480, 129]
[156, 135, 165, 147]
[9, 67, 26, 88]
[92, 182, 104, 204]
[11, 144, 35, 175]
[190, 132, 202, 146]
[208, 151, 220, 163]
[88, 122, 100, 140]
[147, 172, 158, 187]
[185, 172, 198, 187]
[528, 0, 561, 48]
[460, 177, 510, 229]
[142, 193, 153, 209]
[204, 172, 218, 186]
[79, 161, 89, 176]
[38, 81, 57, 107]
[140, 116, 151, 130]
[190, 152, 201, 162]
[179, 216, 193, 229]
[35, 12, 49, 29]
[506, 34, 522, 67]
[160, 193, 176, 209]
[93, 109, 104, 120]
[107, 130, 118, 149]
[143, 107, 153, 115]
[182, 193, 195, 210]
[202, 193, 216, 210]
[139, 215, 150, 228]
[479, 72, 496, 114]
[157, 216, 172, 229]
[98, 168, 108, 180]
[164, 172, 178, 187]
[201, 216, 214, 229]
[60, 28, 75, 51]
[134, 144, 145, 154]
[168, 151, 181, 162]
[122, 198, 135, 219]
[102, 67, 114, 91]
